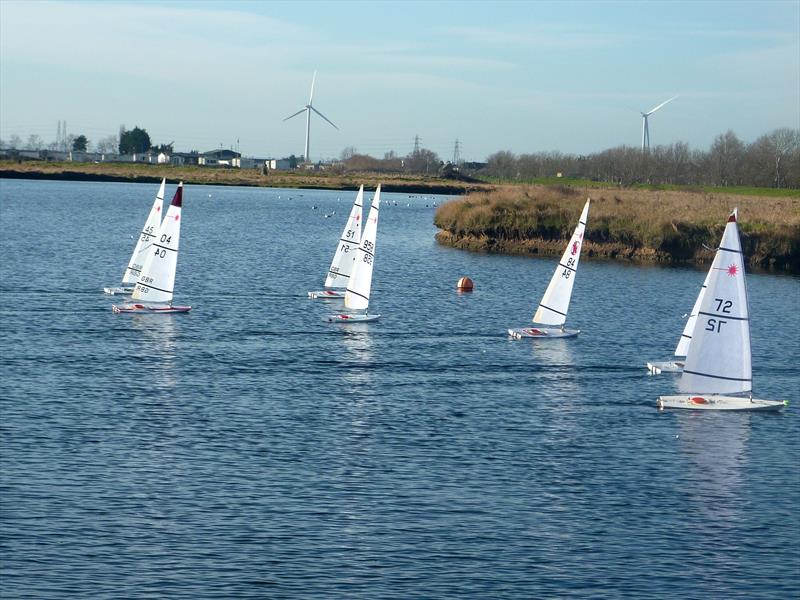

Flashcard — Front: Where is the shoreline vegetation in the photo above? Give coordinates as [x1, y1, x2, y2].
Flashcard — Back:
[434, 185, 800, 273]
[0, 160, 485, 196]
[2, 160, 798, 272]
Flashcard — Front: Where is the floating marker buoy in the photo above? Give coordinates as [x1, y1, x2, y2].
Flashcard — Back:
[457, 276, 474, 292]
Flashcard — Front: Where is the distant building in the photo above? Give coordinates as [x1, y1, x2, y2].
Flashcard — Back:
[199, 149, 241, 166]
[173, 152, 200, 166]
[265, 158, 293, 171]
[233, 157, 267, 169]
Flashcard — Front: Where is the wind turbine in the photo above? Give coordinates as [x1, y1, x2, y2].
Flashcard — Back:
[640, 95, 677, 152]
[283, 71, 338, 163]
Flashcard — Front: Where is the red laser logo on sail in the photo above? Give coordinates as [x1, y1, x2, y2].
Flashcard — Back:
[727, 264, 738, 276]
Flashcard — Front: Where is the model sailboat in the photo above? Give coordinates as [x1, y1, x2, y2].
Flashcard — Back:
[308, 185, 364, 299]
[646, 269, 711, 374]
[104, 178, 166, 295]
[657, 209, 786, 410]
[327, 185, 381, 323]
[112, 182, 191, 314]
[508, 198, 590, 339]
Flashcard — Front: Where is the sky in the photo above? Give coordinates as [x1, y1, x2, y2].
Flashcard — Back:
[1, 0, 798, 162]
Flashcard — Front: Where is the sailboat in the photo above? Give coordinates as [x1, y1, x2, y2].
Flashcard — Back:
[657, 209, 786, 411]
[327, 185, 381, 323]
[308, 185, 364, 299]
[104, 178, 166, 295]
[646, 269, 711, 374]
[508, 198, 590, 339]
[112, 182, 191, 314]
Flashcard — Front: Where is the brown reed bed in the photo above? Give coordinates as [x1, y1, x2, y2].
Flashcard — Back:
[434, 185, 800, 272]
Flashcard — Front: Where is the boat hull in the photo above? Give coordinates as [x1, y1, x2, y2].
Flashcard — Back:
[657, 394, 787, 411]
[104, 286, 134, 295]
[646, 360, 684, 375]
[327, 313, 380, 323]
[113, 303, 192, 314]
[308, 289, 345, 299]
[508, 327, 579, 339]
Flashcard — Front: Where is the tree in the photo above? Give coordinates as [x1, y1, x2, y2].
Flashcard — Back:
[96, 135, 118, 154]
[118, 126, 151, 154]
[340, 146, 357, 160]
[153, 142, 174, 154]
[708, 130, 745, 186]
[484, 151, 517, 179]
[72, 135, 88, 152]
[404, 147, 441, 174]
[9, 134, 22, 149]
[25, 134, 43, 150]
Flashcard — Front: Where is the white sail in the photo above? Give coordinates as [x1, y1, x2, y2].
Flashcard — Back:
[132, 182, 184, 304]
[679, 209, 752, 395]
[122, 178, 166, 284]
[673, 269, 711, 357]
[532, 198, 590, 326]
[344, 185, 381, 312]
[323, 185, 364, 288]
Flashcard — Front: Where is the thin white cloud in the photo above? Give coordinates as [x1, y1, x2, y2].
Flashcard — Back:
[437, 24, 620, 49]
[0, 1, 310, 82]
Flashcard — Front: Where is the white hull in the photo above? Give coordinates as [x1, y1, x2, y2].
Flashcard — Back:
[657, 394, 787, 411]
[508, 327, 580, 339]
[113, 303, 191, 314]
[327, 313, 380, 323]
[647, 360, 684, 375]
[308, 289, 345, 299]
[104, 286, 134, 295]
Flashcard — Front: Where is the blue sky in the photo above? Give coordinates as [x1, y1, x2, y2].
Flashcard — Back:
[1, 0, 798, 162]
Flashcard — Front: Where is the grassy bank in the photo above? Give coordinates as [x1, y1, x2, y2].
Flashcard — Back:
[477, 176, 800, 198]
[434, 185, 800, 272]
[0, 160, 487, 195]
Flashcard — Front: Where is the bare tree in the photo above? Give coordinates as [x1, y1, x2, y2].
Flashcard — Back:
[25, 135, 43, 150]
[96, 134, 119, 154]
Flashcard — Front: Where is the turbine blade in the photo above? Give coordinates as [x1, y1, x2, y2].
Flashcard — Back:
[645, 95, 678, 116]
[311, 106, 339, 130]
[283, 108, 307, 121]
[309, 70, 317, 104]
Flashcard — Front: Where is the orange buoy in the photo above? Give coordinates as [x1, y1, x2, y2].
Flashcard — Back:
[457, 276, 474, 291]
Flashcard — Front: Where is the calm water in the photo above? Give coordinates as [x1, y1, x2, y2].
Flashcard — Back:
[1, 179, 798, 599]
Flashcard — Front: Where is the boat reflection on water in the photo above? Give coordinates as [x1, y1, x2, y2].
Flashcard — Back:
[129, 314, 180, 394]
[676, 411, 751, 523]
[529, 338, 580, 400]
[339, 327, 375, 388]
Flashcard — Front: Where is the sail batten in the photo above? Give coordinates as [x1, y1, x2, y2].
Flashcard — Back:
[131, 182, 183, 305]
[344, 186, 381, 312]
[674, 278, 710, 358]
[324, 186, 364, 289]
[531, 198, 590, 326]
[122, 178, 166, 284]
[679, 208, 752, 395]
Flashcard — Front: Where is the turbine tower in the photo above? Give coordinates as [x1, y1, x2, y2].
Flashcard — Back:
[640, 95, 677, 152]
[283, 71, 338, 163]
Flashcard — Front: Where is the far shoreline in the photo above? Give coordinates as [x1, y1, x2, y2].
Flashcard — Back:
[0, 162, 484, 196]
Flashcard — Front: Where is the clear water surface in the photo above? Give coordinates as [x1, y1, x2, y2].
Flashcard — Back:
[1, 179, 798, 598]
